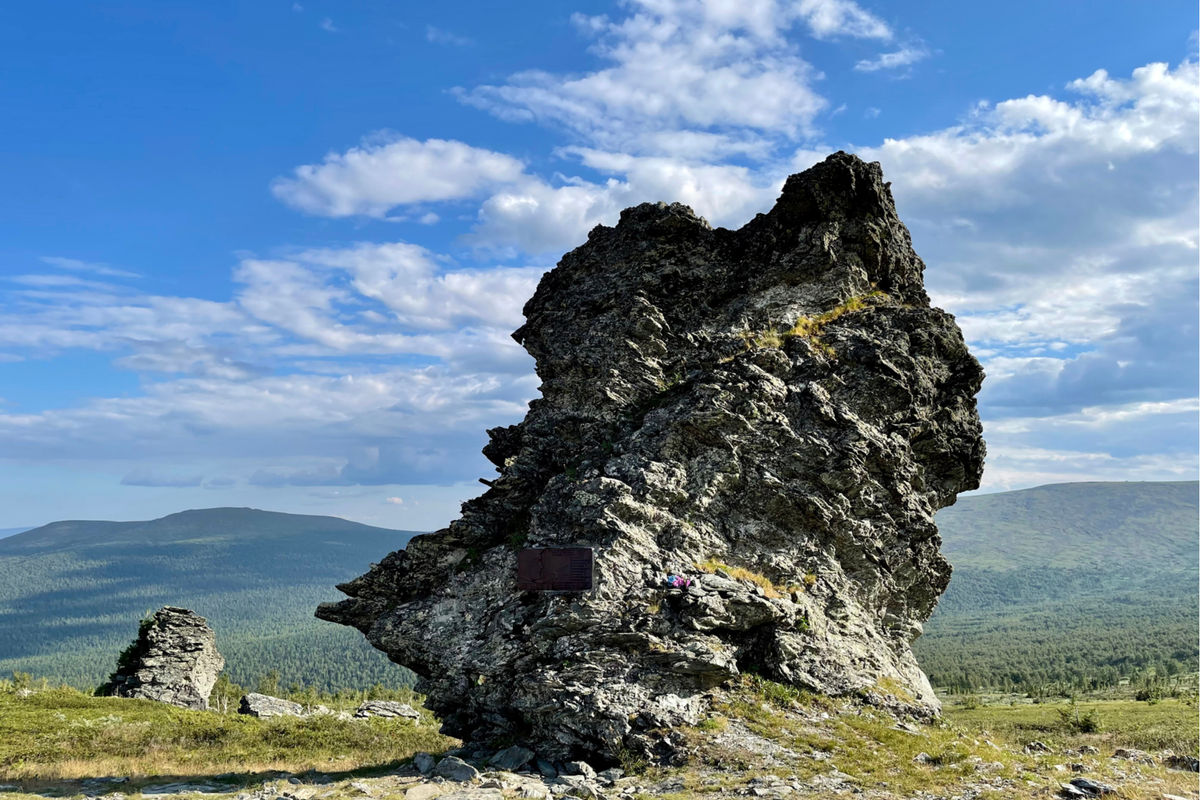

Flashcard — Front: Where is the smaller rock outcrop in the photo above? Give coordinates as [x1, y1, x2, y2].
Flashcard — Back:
[239, 692, 304, 718]
[354, 700, 420, 719]
[102, 606, 224, 710]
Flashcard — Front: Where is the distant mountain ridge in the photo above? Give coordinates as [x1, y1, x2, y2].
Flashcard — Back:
[918, 480, 1199, 692]
[937, 480, 1198, 570]
[0, 507, 420, 690]
[3, 484, 1196, 696]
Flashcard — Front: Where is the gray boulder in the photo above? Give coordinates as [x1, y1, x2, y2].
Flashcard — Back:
[238, 692, 304, 718]
[317, 152, 985, 763]
[1068, 777, 1115, 796]
[1110, 747, 1154, 765]
[103, 606, 225, 710]
[433, 756, 480, 782]
[412, 752, 436, 775]
[490, 745, 535, 771]
[1165, 753, 1200, 771]
[354, 700, 420, 719]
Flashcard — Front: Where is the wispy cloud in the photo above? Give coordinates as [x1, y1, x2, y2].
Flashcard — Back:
[425, 25, 472, 46]
[458, 0, 842, 154]
[122, 469, 204, 488]
[854, 45, 930, 72]
[40, 256, 140, 279]
[796, 0, 891, 40]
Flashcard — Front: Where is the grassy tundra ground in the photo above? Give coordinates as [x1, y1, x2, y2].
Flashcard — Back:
[1, 678, 1197, 800]
[0, 688, 452, 782]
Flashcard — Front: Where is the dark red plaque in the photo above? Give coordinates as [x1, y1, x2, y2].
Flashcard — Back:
[516, 547, 594, 591]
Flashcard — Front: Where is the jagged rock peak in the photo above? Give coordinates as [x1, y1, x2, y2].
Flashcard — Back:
[103, 606, 225, 710]
[318, 151, 986, 764]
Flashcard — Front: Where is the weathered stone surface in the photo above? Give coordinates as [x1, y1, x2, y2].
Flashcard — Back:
[434, 756, 481, 782]
[103, 606, 224, 710]
[355, 700, 421, 719]
[239, 693, 304, 718]
[490, 745, 535, 772]
[317, 152, 985, 762]
[413, 752, 437, 775]
[1068, 776, 1115, 796]
[1164, 753, 1200, 771]
[1110, 747, 1155, 765]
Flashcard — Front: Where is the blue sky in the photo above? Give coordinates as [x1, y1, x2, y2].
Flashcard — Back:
[1, 0, 1196, 530]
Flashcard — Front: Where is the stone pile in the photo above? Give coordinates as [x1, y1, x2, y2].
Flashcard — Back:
[102, 606, 225, 711]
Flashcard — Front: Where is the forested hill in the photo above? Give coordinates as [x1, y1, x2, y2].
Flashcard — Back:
[6, 484, 1197, 697]
[0, 508, 419, 691]
[936, 480, 1197, 571]
[917, 481, 1199, 693]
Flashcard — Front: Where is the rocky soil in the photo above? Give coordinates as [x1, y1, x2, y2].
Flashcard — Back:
[5, 691, 1196, 800]
[318, 152, 986, 763]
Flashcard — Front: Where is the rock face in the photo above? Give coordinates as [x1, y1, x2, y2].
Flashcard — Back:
[104, 606, 224, 710]
[317, 152, 985, 762]
[239, 692, 304, 718]
[354, 700, 421, 719]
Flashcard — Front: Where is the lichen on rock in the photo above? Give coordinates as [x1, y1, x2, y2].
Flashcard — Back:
[317, 151, 986, 763]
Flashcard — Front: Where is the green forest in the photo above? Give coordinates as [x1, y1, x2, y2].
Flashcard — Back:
[916, 481, 1198, 694]
[0, 507, 419, 690]
[1, 482, 1196, 699]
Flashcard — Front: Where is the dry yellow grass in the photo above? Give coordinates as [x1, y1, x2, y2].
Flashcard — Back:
[693, 558, 802, 599]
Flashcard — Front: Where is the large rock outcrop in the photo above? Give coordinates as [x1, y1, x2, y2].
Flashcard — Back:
[317, 152, 985, 762]
[103, 606, 224, 710]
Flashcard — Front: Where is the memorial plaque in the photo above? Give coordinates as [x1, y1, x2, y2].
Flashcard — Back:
[516, 547, 594, 591]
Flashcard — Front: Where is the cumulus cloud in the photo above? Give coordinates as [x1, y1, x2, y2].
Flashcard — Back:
[271, 136, 526, 217]
[468, 152, 783, 255]
[847, 59, 1198, 487]
[859, 61, 1198, 424]
[3, 12, 1196, 502]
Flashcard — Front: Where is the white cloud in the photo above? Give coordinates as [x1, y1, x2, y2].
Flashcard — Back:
[0, 238, 545, 486]
[853, 60, 1199, 431]
[295, 241, 544, 331]
[470, 177, 625, 256]
[6, 31, 1198, 503]
[468, 151, 783, 255]
[271, 136, 526, 217]
[854, 45, 929, 72]
[40, 256, 141, 279]
[796, 0, 891, 39]
[458, 0, 848, 154]
[426, 25, 472, 46]
[385, 496, 404, 505]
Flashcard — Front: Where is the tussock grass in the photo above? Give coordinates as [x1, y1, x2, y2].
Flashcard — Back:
[0, 687, 452, 781]
[946, 698, 1199, 755]
[702, 678, 1200, 799]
